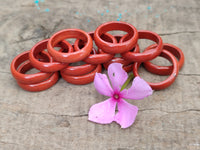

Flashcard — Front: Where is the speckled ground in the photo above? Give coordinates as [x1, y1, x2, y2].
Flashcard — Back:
[0, 0, 200, 149]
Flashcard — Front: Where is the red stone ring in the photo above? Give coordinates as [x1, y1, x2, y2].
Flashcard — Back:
[61, 64, 102, 85]
[29, 39, 73, 72]
[121, 30, 163, 62]
[94, 21, 138, 54]
[17, 61, 59, 92]
[47, 29, 93, 63]
[10, 50, 52, 84]
[74, 31, 117, 64]
[133, 50, 179, 90]
[143, 43, 184, 75]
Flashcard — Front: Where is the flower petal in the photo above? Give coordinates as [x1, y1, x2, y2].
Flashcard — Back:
[94, 73, 113, 97]
[121, 77, 153, 100]
[88, 98, 117, 124]
[114, 99, 138, 128]
[108, 63, 128, 92]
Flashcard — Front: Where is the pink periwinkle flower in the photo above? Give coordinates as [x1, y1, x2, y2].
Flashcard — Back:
[88, 63, 153, 128]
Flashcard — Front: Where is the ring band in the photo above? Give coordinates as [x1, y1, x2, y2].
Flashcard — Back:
[29, 39, 73, 72]
[61, 63, 96, 76]
[121, 30, 163, 62]
[133, 50, 179, 90]
[10, 50, 52, 84]
[94, 21, 138, 54]
[17, 61, 59, 92]
[143, 43, 184, 75]
[47, 29, 93, 63]
[61, 64, 102, 85]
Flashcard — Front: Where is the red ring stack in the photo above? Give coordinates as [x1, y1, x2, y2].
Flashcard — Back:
[10, 21, 184, 91]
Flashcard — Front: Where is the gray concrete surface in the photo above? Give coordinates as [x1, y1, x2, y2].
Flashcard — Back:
[0, 0, 200, 149]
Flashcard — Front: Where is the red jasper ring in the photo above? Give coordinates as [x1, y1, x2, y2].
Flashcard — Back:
[29, 39, 73, 72]
[121, 30, 163, 62]
[74, 31, 117, 64]
[133, 50, 179, 90]
[103, 35, 140, 72]
[10, 50, 52, 84]
[143, 43, 184, 75]
[17, 61, 59, 92]
[47, 29, 93, 63]
[61, 64, 102, 85]
[94, 21, 138, 54]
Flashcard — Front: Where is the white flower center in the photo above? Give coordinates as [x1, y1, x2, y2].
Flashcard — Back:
[114, 94, 120, 100]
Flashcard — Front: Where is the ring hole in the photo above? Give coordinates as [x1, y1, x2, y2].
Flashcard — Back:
[54, 45, 71, 53]
[138, 40, 156, 52]
[122, 35, 156, 53]
[106, 31, 127, 43]
[149, 56, 172, 66]
[18, 62, 40, 74]
[65, 38, 77, 45]
[43, 49, 48, 52]
[114, 53, 121, 58]
[138, 66, 169, 83]
[53, 47, 61, 50]
[107, 31, 127, 36]
[92, 41, 98, 52]
[52, 46, 63, 52]
[69, 61, 86, 66]
[114, 35, 122, 43]
[25, 68, 40, 74]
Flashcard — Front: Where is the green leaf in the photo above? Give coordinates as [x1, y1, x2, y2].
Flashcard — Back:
[120, 73, 134, 91]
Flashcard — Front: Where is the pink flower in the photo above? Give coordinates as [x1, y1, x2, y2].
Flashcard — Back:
[88, 63, 153, 128]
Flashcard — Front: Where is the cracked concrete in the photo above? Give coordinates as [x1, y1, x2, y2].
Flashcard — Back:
[179, 73, 200, 76]
[159, 31, 200, 36]
[0, 0, 200, 150]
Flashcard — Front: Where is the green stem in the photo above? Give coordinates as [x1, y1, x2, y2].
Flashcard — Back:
[120, 73, 134, 91]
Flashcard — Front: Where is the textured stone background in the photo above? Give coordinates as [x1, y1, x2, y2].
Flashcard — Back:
[0, 0, 200, 149]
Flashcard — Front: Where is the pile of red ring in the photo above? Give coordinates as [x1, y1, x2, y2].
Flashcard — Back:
[10, 21, 184, 92]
